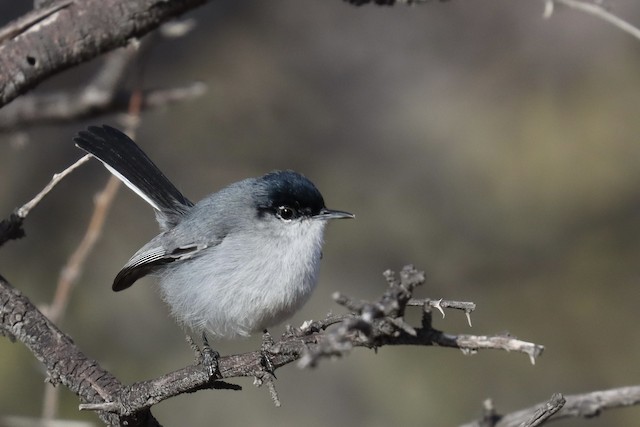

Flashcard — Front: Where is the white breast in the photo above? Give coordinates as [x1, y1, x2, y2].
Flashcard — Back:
[157, 219, 327, 338]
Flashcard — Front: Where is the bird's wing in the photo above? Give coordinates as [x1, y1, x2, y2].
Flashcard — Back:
[113, 242, 209, 292]
[111, 195, 231, 292]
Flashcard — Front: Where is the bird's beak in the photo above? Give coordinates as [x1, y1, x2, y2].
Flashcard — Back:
[314, 208, 355, 220]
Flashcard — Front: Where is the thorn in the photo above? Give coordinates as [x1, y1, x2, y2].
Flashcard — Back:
[300, 319, 312, 332]
[529, 353, 537, 366]
[460, 347, 478, 356]
[186, 334, 201, 360]
[433, 299, 445, 318]
[267, 378, 281, 407]
[465, 310, 473, 327]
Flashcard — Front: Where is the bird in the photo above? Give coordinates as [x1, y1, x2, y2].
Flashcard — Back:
[74, 125, 354, 339]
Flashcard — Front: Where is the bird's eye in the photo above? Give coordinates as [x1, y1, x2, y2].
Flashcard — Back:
[276, 206, 296, 221]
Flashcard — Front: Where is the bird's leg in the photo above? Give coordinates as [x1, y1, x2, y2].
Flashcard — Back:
[260, 329, 276, 377]
[187, 332, 220, 379]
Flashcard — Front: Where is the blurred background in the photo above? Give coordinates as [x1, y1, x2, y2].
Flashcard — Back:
[1, 0, 640, 425]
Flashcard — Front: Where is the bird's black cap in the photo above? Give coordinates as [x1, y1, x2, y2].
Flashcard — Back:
[258, 170, 326, 217]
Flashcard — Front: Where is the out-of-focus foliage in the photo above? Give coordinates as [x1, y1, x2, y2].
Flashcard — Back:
[1, 1, 640, 426]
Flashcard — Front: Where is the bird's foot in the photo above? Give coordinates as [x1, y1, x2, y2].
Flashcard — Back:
[187, 332, 220, 379]
[260, 329, 276, 377]
[201, 332, 221, 378]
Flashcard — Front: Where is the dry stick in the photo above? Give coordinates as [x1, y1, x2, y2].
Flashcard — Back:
[0, 0, 73, 43]
[545, 0, 640, 41]
[460, 386, 640, 427]
[0, 0, 208, 108]
[71, 298, 543, 416]
[46, 175, 121, 324]
[0, 46, 137, 131]
[0, 153, 93, 249]
[0, 22, 205, 132]
[0, 275, 129, 426]
[41, 89, 144, 423]
[0, 261, 544, 421]
[16, 155, 91, 219]
[41, 176, 121, 421]
[520, 393, 565, 427]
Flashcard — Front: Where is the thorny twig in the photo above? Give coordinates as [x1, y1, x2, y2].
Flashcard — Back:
[461, 386, 640, 427]
[0, 260, 544, 423]
[296, 265, 543, 368]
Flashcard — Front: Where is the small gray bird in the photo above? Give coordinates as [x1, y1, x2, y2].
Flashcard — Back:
[74, 125, 353, 338]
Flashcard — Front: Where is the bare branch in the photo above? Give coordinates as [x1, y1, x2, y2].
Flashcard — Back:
[45, 176, 121, 324]
[0, 46, 138, 131]
[0, 152, 91, 247]
[16, 155, 91, 220]
[0, 56, 207, 131]
[0, 154, 92, 247]
[41, 70, 150, 423]
[451, 334, 544, 365]
[0, 0, 208, 108]
[15, 80, 207, 128]
[0, 275, 149, 426]
[520, 393, 565, 427]
[40, 176, 121, 421]
[297, 266, 543, 368]
[142, 82, 207, 110]
[0, 265, 543, 421]
[462, 386, 640, 427]
[0, 46, 204, 250]
[0, 1, 73, 43]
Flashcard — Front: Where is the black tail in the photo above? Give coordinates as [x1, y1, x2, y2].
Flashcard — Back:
[74, 125, 193, 226]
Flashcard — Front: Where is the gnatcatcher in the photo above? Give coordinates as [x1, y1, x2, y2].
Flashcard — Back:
[74, 125, 353, 338]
